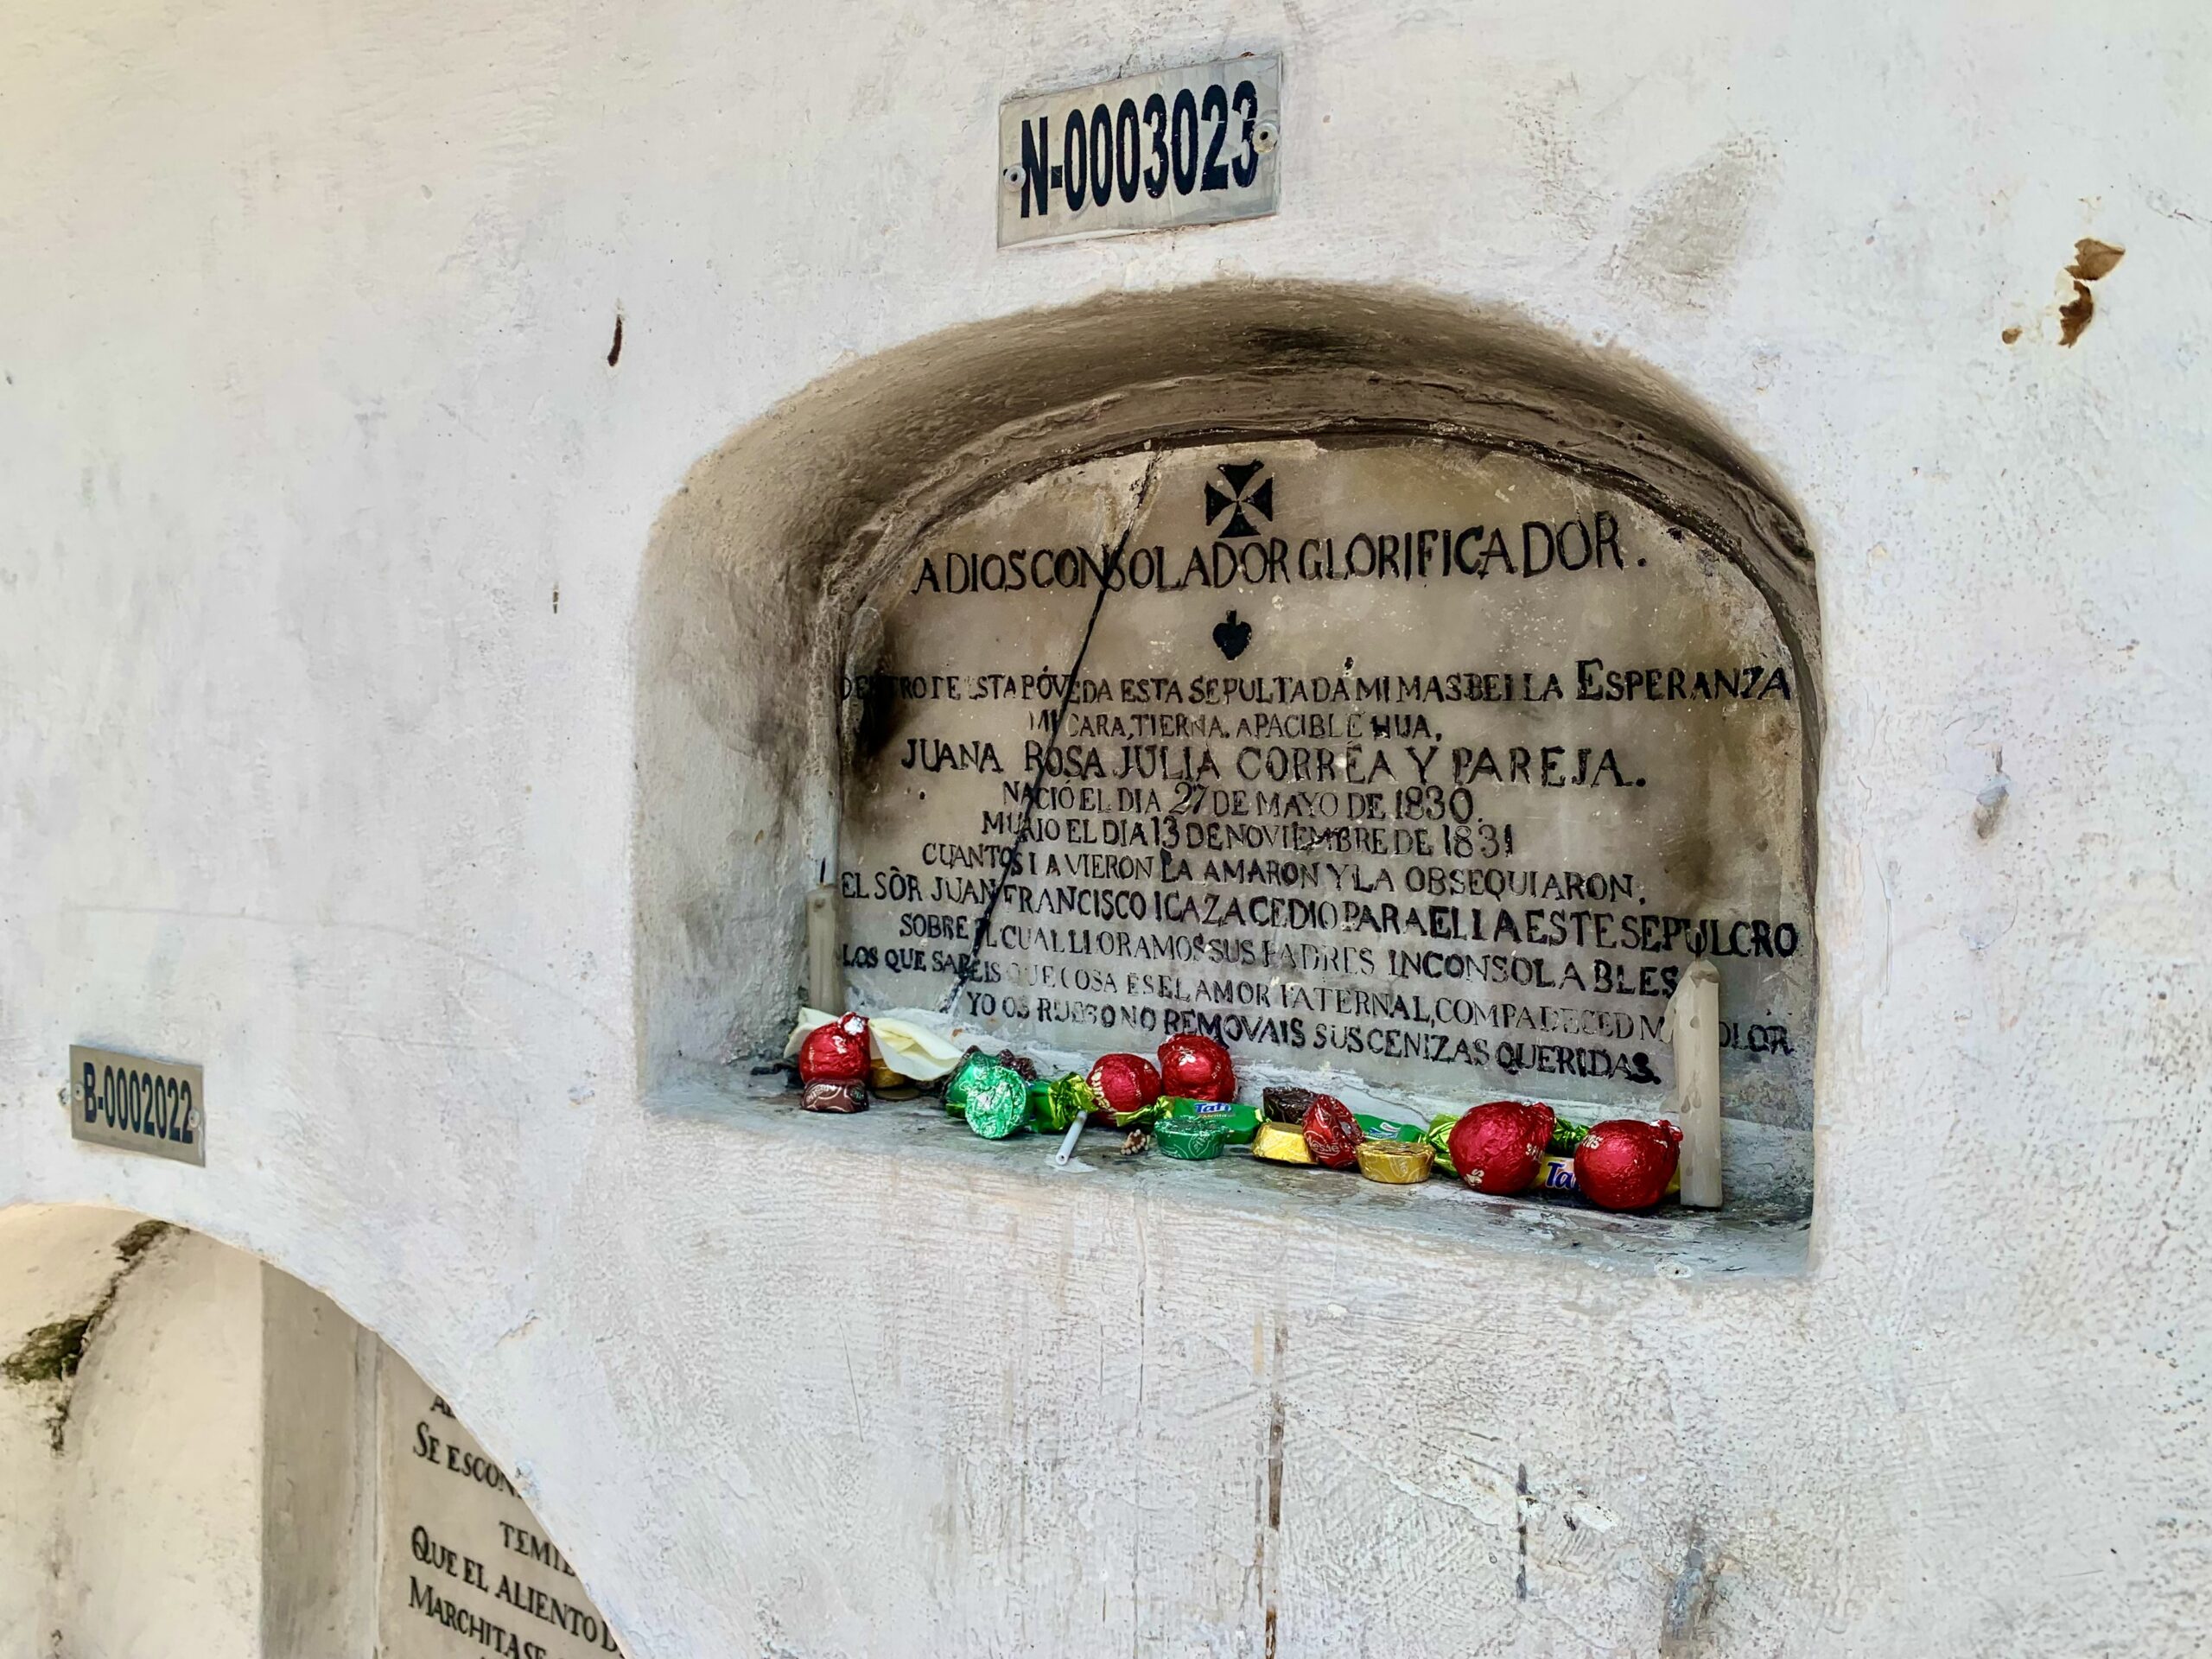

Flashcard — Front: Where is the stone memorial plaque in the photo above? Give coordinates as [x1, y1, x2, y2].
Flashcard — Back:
[378, 1350, 624, 1658]
[840, 441, 1813, 1127]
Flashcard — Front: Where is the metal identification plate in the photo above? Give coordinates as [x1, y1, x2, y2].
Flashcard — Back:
[68, 1046, 205, 1165]
[999, 57, 1281, 248]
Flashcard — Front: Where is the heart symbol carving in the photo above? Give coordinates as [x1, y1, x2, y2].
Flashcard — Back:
[1211, 610, 1252, 661]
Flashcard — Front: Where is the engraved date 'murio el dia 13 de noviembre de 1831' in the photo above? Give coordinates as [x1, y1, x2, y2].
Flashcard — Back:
[839, 442, 1814, 1129]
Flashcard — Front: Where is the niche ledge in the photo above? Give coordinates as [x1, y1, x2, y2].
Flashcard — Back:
[652, 1062, 1814, 1279]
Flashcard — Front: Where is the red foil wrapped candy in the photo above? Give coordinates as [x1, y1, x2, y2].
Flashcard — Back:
[1573, 1118, 1683, 1211]
[1300, 1094, 1364, 1169]
[1447, 1101, 1556, 1196]
[1086, 1052, 1162, 1127]
[1156, 1033, 1236, 1103]
[798, 1014, 871, 1086]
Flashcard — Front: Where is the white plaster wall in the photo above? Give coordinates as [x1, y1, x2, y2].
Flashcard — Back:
[47, 1225, 263, 1658]
[2, 3, 2208, 1656]
[261, 1262, 378, 1659]
[0, 1206, 153, 1655]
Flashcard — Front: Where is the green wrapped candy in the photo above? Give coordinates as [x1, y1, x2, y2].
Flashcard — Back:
[1160, 1097, 1258, 1144]
[1355, 1112, 1425, 1143]
[1154, 1116, 1233, 1160]
[1424, 1112, 1459, 1177]
[943, 1048, 992, 1115]
[954, 1058, 1030, 1140]
[1101, 1095, 1167, 1131]
[944, 1046, 1041, 1115]
[1026, 1074, 1096, 1135]
[1548, 1117, 1591, 1154]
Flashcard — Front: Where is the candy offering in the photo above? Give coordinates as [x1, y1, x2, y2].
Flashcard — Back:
[1573, 1118, 1683, 1211]
[798, 1014, 871, 1086]
[1161, 1097, 1261, 1145]
[1533, 1153, 1580, 1193]
[954, 1058, 1031, 1140]
[1086, 1052, 1162, 1127]
[1154, 1116, 1232, 1161]
[1447, 1102, 1556, 1196]
[1250, 1121, 1316, 1165]
[1027, 1074, 1095, 1135]
[1422, 1112, 1459, 1173]
[1355, 1138, 1434, 1185]
[942, 1048, 993, 1114]
[1156, 1033, 1236, 1103]
[800, 1009, 1695, 1222]
[1300, 1095, 1364, 1169]
[802, 1080, 868, 1115]
[866, 1013, 966, 1084]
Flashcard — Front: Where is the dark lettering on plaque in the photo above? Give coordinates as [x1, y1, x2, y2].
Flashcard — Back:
[840, 442, 1813, 1128]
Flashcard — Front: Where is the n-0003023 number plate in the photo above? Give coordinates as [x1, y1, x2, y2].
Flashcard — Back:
[998, 57, 1280, 248]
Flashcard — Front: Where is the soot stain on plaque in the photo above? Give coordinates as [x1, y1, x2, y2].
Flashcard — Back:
[852, 664, 903, 763]
[1242, 322, 1354, 363]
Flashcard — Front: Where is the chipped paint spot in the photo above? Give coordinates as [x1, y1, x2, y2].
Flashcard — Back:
[1659, 1529, 1721, 1656]
[2056, 238, 2124, 346]
[2068, 238, 2126, 281]
[1611, 136, 1774, 304]
[2058, 282, 2096, 347]
[3, 1221, 171, 1451]
[1974, 766, 2011, 840]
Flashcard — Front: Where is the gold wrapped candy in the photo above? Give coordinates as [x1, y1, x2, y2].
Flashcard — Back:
[1251, 1122, 1316, 1166]
[1355, 1138, 1435, 1185]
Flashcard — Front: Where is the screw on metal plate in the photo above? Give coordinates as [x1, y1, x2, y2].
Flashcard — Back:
[1252, 118, 1280, 155]
[1001, 166, 1025, 191]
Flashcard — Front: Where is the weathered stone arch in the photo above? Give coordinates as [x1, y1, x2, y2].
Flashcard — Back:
[634, 281, 1818, 1086]
[0, 1203, 626, 1659]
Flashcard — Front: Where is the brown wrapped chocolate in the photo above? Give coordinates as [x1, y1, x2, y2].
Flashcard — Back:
[803, 1080, 869, 1114]
[1262, 1086, 1318, 1124]
[949, 1045, 1039, 1093]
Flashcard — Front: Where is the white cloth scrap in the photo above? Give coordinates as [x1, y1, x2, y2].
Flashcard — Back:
[782, 1007, 967, 1082]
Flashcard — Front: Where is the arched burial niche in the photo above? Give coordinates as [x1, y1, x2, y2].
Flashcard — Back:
[635, 284, 1819, 1219]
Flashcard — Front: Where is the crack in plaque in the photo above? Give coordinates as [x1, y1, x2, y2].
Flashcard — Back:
[939, 452, 1163, 1015]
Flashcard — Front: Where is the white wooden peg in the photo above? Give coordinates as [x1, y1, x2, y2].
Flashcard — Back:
[1666, 959, 1724, 1209]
